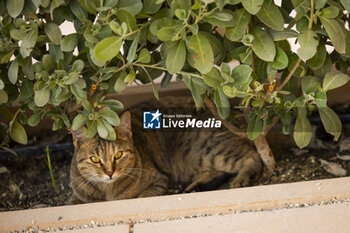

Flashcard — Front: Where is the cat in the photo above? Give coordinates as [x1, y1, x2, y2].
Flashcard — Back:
[69, 99, 262, 204]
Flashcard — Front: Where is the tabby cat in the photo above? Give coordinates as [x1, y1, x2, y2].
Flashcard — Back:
[69, 99, 262, 204]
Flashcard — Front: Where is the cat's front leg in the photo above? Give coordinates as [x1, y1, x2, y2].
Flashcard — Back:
[138, 175, 168, 198]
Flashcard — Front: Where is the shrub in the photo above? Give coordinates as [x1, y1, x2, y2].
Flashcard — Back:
[0, 0, 350, 169]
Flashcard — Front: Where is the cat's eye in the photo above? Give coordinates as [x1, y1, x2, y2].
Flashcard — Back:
[90, 156, 100, 163]
[114, 151, 123, 160]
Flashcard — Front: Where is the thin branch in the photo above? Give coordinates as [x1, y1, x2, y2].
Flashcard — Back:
[264, 115, 280, 134]
[204, 97, 247, 138]
[276, 58, 302, 92]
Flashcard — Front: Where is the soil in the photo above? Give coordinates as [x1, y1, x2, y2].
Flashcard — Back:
[1, 125, 350, 212]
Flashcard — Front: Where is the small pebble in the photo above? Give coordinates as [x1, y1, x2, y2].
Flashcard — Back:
[177, 197, 182, 201]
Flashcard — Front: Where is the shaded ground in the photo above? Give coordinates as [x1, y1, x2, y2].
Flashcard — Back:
[1, 126, 350, 212]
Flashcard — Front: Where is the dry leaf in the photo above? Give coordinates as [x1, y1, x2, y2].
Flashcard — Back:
[319, 159, 347, 176]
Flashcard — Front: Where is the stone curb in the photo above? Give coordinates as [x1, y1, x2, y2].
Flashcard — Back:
[1, 177, 349, 232]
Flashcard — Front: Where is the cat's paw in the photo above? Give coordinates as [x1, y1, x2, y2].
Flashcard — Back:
[230, 175, 250, 188]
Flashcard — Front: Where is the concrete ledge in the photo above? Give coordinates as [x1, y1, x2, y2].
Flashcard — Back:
[134, 203, 350, 233]
[1, 177, 350, 232]
[59, 225, 130, 233]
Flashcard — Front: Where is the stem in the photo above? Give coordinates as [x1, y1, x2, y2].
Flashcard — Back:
[253, 135, 276, 173]
[308, 0, 314, 30]
[276, 58, 302, 92]
[133, 63, 203, 79]
[204, 97, 246, 138]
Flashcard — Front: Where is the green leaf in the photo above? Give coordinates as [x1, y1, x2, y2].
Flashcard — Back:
[315, 91, 327, 108]
[86, 120, 98, 138]
[157, 27, 175, 41]
[0, 80, 4, 90]
[100, 109, 120, 126]
[72, 114, 88, 130]
[97, 119, 109, 139]
[114, 72, 127, 92]
[94, 36, 123, 61]
[10, 29, 26, 40]
[166, 40, 186, 74]
[65, 72, 79, 85]
[125, 67, 136, 84]
[268, 29, 299, 41]
[203, 67, 223, 88]
[268, 47, 288, 70]
[183, 76, 206, 110]
[319, 6, 339, 19]
[223, 85, 237, 98]
[319, 107, 342, 141]
[213, 88, 230, 119]
[225, 9, 249, 42]
[117, 9, 136, 31]
[297, 30, 319, 62]
[50, 0, 65, 19]
[188, 33, 214, 74]
[34, 87, 50, 107]
[247, 116, 263, 140]
[60, 34, 78, 52]
[231, 65, 253, 88]
[136, 48, 151, 63]
[70, 0, 87, 20]
[72, 60, 85, 72]
[301, 76, 320, 93]
[20, 22, 38, 58]
[150, 18, 176, 36]
[0, 90, 8, 104]
[44, 23, 62, 45]
[293, 116, 312, 149]
[205, 10, 235, 27]
[10, 120, 27, 145]
[7, 0, 24, 18]
[8, 61, 19, 84]
[323, 71, 350, 91]
[42, 54, 56, 70]
[127, 33, 139, 63]
[40, 0, 50, 8]
[315, 0, 326, 9]
[171, 0, 191, 16]
[242, 0, 263, 15]
[101, 99, 124, 112]
[70, 83, 87, 100]
[251, 27, 276, 62]
[256, 0, 284, 31]
[307, 42, 326, 70]
[143, 0, 162, 14]
[117, 0, 142, 15]
[340, 0, 350, 13]
[105, 0, 119, 7]
[319, 17, 345, 54]
[101, 119, 116, 141]
[292, 0, 308, 12]
[28, 112, 42, 127]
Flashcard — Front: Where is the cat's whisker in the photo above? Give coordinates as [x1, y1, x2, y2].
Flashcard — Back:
[75, 174, 100, 190]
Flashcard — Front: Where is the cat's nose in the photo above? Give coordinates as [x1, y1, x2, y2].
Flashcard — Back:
[105, 170, 114, 178]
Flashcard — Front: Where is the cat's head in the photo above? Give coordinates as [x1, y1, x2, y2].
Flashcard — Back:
[71, 111, 138, 182]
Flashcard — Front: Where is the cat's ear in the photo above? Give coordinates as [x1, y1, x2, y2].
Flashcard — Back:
[115, 111, 132, 140]
[71, 127, 87, 148]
